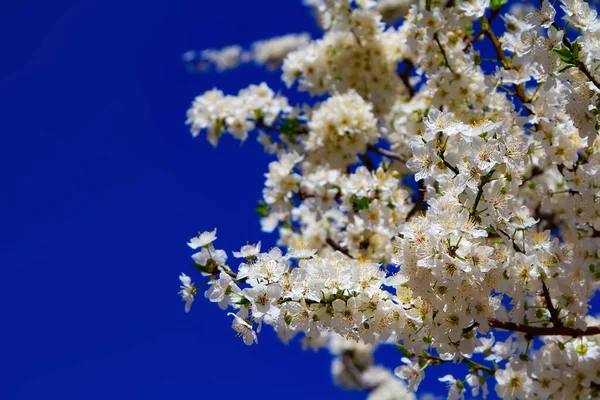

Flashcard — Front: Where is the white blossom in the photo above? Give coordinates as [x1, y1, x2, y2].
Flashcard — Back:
[187, 228, 217, 249]
[178, 273, 195, 313]
[178, 1, 600, 398]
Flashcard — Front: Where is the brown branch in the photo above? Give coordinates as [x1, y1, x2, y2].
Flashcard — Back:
[341, 351, 371, 390]
[406, 180, 426, 220]
[326, 237, 352, 257]
[541, 280, 563, 328]
[439, 152, 459, 175]
[488, 320, 600, 337]
[577, 60, 600, 91]
[464, 7, 501, 49]
[481, 15, 529, 109]
[534, 206, 561, 236]
[434, 33, 457, 75]
[399, 60, 415, 98]
[366, 144, 405, 163]
[522, 166, 544, 184]
[464, 30, 485, 48]
[359, 153, 375, 172]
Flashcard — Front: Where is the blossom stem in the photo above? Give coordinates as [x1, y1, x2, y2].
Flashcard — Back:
[434, 33, 457, 75]
[418, 351, 495, 375]
[439, 151, 459, 175]
[469, 174, 490, 219]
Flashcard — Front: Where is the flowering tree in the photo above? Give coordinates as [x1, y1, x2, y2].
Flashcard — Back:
[179, 0, 600, 398]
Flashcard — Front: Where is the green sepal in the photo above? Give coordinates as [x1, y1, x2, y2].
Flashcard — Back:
[490, 0, 508, 10]
[395, 343, 415, 358]
[256, 200, 269, 216]
[351, 195, 370, 212]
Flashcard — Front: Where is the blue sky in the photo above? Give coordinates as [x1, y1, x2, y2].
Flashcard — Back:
[2, 1, 598, 399]
[1, 1, 371, 399]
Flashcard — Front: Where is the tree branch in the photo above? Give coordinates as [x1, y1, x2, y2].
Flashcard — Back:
[359, 153, 375, 172]
[541, 280, 563, 328]
[576, 59, 600, 91]
[326, 237, 352, 257]
[481, 15, 529, 108]
[366, 144, 405, 163]
[464, 7, 502, 49]
[434, 33, 457, 75]
[522, 166, 544, 184]
[406, 180, 427, 220]
[399, 60, 416, 98]
[341, 351, 371, 390]
[488, 320, 600, 337]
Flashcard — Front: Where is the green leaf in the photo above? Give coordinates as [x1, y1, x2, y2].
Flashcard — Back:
[235, 297, 251, 306]
[280, 118, 302, 141]
[192, 263, 207, 274]
[214, 118, 224, 139]
[253, 109, 264, 120]
[490, 0, 508, 10]
[464, 23, 474, 36]
[256, 200, 269, 216]
[351, 196, 370, 212]
[554, 45, 578, 65]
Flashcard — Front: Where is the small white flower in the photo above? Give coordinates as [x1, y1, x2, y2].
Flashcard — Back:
[228, 312, 258, 345]
[495, 364, 530, 399]
[188, 228, 217, 249]
[287, 247, 317, 259]
[394, 357, 424, 391]
[192, 247, 227, 266]
[525, 0, 555, 28]
[439, 374, 465, 400]
[465, 372, 488, 398]
[232, 241, 261, 258]
[205, 272, 239, 310]
[178, 273, 196, 313]
[457, 0, 490, 18]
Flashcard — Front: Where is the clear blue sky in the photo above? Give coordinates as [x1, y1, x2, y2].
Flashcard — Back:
[1, 1, 371, 398]
[1, 1, 597, 399]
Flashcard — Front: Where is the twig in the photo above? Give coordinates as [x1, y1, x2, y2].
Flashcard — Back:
[341, 351, 371, 390]
[399, 60, 415, 98]
[522, 166, 544, 184]
[488, 320, 600, 337]
[541, 280, 563, 328]
[481, 15, 529, 107]
[576, 59, 600, 90]
[434, 33, 457, 75]
[366, 144, 405, 162]
[406, 181, 427, 220]
[326, 237, 352, 257]
[359, 153, 375, 172]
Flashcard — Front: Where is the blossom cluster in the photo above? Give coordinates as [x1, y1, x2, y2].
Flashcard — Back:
[180, 0, 600, 399]
[183, 33, 311, 72]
